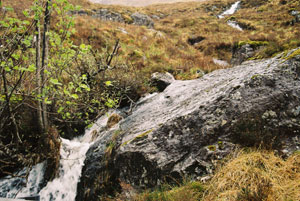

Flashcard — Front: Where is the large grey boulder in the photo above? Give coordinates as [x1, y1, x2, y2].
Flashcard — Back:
[131, 12, 154, 28]
[76, 48, 300, 200]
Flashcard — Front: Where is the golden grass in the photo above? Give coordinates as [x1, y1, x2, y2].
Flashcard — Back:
[203, 150, 300, 201]
[4, 0, 300, 82]
[132, 150, 300, 201]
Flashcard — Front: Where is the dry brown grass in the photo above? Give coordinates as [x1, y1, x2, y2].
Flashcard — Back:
[203, 150, 300, 201]
[132, 150, 300, 201]
[4, 0, 300, 83]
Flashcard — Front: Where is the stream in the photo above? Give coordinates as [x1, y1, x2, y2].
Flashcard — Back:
[0, 111, 113, 200]
[0, 1, 244, 200]
[218, 1, 243, 31]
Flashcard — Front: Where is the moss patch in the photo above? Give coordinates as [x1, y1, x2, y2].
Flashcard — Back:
[238, 40, 269, 48]
[122, 129, 154, 146]
[284, 48, 300, 60]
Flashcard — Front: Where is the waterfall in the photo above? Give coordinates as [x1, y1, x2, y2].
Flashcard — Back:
[0, 162, 46, 198]
[0, 112, 113, 200]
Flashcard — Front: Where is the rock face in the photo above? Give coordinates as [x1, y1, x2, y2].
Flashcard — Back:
[231, 44, 255, 65]
[92, 9, 125, 23]
[69, 10, 155, 28]
[70, 9, 125, 23]
[131, 12, 154, 28]
[150, 72, 175, 92]
[76, 48, 300, 200]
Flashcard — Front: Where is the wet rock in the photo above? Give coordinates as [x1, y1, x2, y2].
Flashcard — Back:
[131, 12, 154, 28]
[150, 72, 175, 92]
[76, 128, 120, 200]
[187, 36, 205, 46]
[78, 48, 300, 200]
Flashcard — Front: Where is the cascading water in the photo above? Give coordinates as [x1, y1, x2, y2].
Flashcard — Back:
[0, 162, 46, 198]
[0, 111, 113, 200]
[218, 1, 241, 19]
[218, 1, 243, 31]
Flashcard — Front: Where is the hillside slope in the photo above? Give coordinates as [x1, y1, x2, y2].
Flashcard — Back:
[89, 0, 205, 7]
[4, 0, 300, 82]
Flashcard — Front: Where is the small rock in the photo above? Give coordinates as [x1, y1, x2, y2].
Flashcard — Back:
[131, 12, 154, 28]
[187, 36, 205, 46]
[151, 72, 175, 92]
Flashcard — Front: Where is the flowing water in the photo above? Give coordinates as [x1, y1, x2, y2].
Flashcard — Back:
[218, 1, 241, 19]
[218, 1, 243, 31]
[0, 112, 113, 200]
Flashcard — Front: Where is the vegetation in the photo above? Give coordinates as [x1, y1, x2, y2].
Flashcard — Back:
[1, 0, 300, 196]
[132, 150, 300, 201]
[134, 181, 205, 201]
[0, 0, 122, 177]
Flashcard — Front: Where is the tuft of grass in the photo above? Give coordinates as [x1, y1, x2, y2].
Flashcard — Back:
[203, 150, 300, 201]
[134, 181, 205, 201]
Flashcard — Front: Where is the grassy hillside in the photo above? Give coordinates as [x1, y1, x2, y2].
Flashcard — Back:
[89, 0, 205, 7]
[4, 0, 300, 83]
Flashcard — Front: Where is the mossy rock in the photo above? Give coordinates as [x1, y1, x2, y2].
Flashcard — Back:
[284, 48, 300, 60]
[238, 40, 269, 48]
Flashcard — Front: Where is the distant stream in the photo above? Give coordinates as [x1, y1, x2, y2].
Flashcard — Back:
[218, 1, 243, 31]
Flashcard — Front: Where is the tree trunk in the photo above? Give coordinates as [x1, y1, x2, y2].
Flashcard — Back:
[1, 69, 21, 144]
[36, 8, 44, 133]
[41, 0, 52, 131]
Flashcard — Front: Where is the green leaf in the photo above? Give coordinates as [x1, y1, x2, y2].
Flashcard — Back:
[50, 78, 62, 85]
[57, 106, 64, 113]
[80, 44, 86, 49]
[105, 98, 115, 108]
[71, 94, 79, 99]
[80, 84, 90, 91]
[105, 81, 112, 86]
[4, 67, 11, 72]
[28, 64, 36, 72]
[44, 97, 52, 104]
[23, 11, 29, 17]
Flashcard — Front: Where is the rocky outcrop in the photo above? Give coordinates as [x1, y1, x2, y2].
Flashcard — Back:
[231, 40, 270, 66]
[231, 43, 255, 65]
[150, 72, 175, 92]
[290, 10, 300, 25]
[69, 10, 155, 28]
[131, 12, 154, 28]
[70, 9, 124, 23]
[77, 48, 300, 200]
